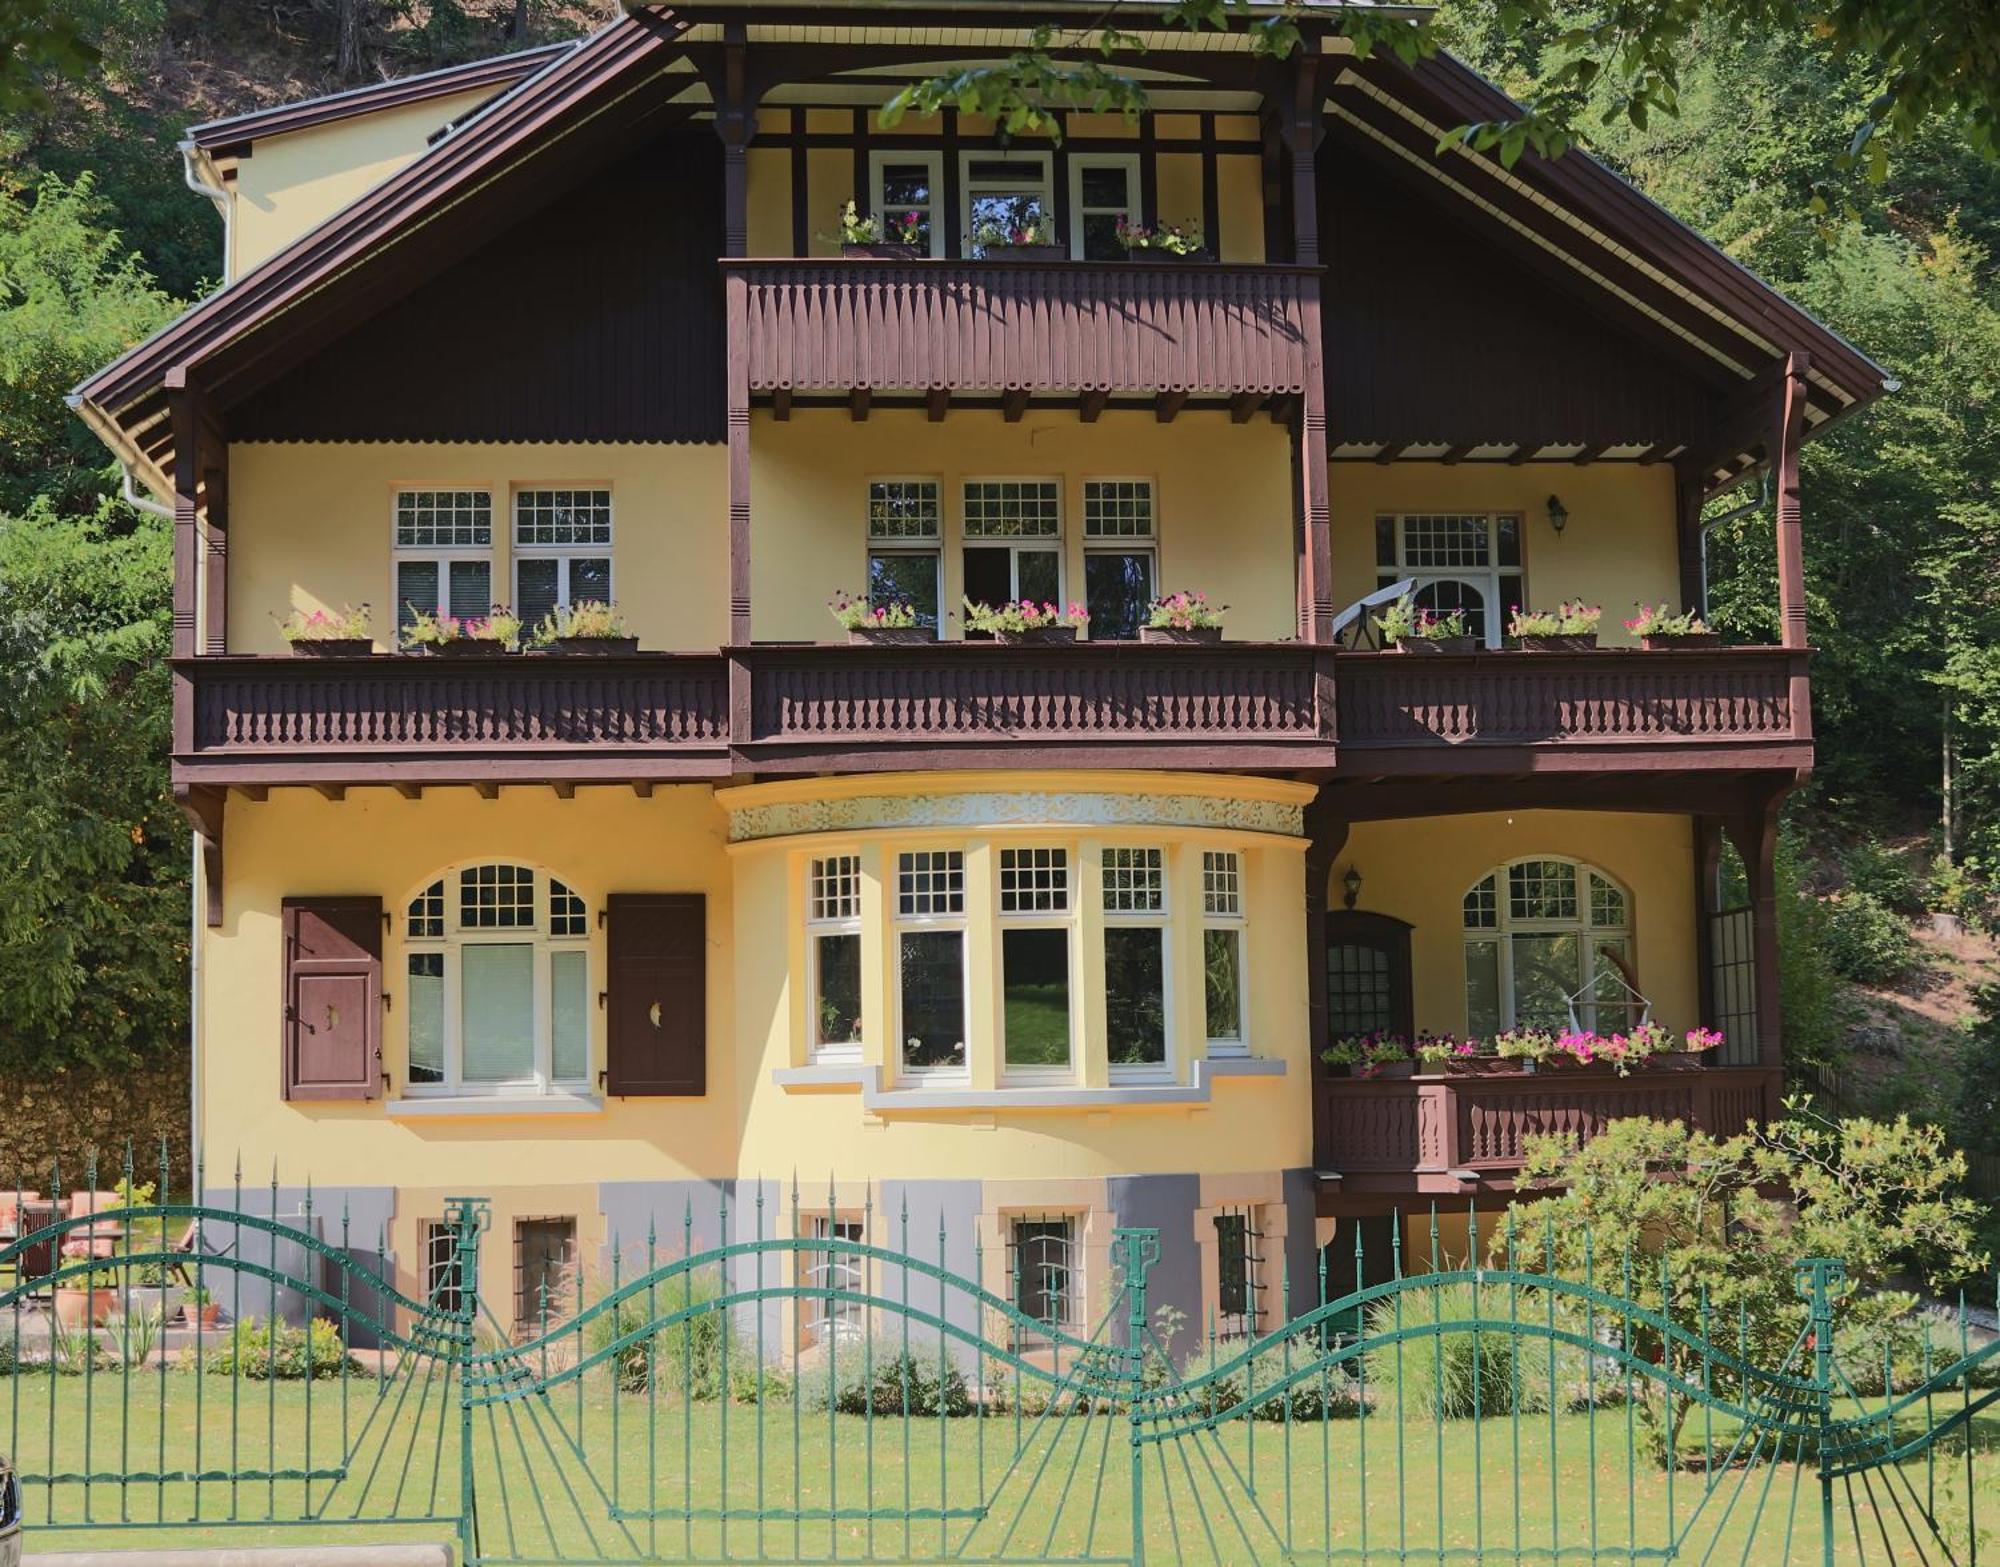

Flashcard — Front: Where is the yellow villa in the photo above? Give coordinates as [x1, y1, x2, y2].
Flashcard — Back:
[74, 0, 1886, 1343]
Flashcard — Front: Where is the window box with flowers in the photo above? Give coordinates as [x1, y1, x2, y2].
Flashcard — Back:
[963, 598, 1089, 645]
[528, 600, 637, 655]
[1375, 593, 1476, 655]
[829, 592, 934, 645]
[1626, 603, 1723, 650]
[1115, 217, 1207, 263]
[401, 606, 521, 656]
[278, 603, 375, 656]
[1139, 590, 1227, 645]
[1508, 601, 1602, 652]
[1320, 1031, 1412, 1079]
[970, 215, 1063, 262]
[1412, 1033, 1517, 1074]
[831, 200, 926, 259]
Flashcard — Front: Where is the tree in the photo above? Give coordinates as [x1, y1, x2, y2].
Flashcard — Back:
[885, 0, 2000, 193]
[1502, 1112, 1987, 1461]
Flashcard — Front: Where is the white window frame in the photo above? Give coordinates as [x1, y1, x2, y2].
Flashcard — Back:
[959, 150, 1055, 256]
[1201, 850, 1248, 1056]
[512, 487, 615, 623]
[1101, 846, 1174, 1084]
[1375, 512, 1526, 650]
[807, 854, 864, 1065]
[997, 846, 1077, 1085]
[1081, 477, 1159, 640]
[1067, 153, 1142, 261]
[962, 477, 1065, 610]
[868, 149, 946, 259]
[402, 862, 593, 1098]
[1462, 856, 1634, 1036]
[893, 848, 970, 1083]
[391, 488, 495, 631]
[866, 477, 944, 629]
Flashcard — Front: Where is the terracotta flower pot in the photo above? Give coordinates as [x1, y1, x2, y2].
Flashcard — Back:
[847, 626, 934, 646]
[288, 639, 374, 657]
[994, 626, 1078, 645]
[1516, 633, 1599, 652]
[540, 637, 640, 656]
[842, 242, 921, 260]
[1641, 632, 1722, 651]
[1394, 635, 1478, 655]
[55, 1285, 115, 1327]
[1139, 626, 1222, 645]
[181, 1302, 222, 1329]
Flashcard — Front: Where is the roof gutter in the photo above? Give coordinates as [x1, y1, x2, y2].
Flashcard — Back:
[181, 140, 234, 286]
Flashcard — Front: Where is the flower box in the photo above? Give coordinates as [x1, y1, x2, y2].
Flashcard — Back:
[848, 626, 934, 646]
[1394, 635, 1478, 656]
[988, 245, 1066, 263]
[288, 639, 374, 658]
[541, 636, 640, 656]
[994, 626, 1078, 645]
[1362, 1060, 1414, 1081]
[842, 242, 922, 260]
[1122, 249, 1208, 265]
[420, 637, 511, 657]
[1139, 625, 1222, 646]
[1516, 633, 1599, 653]
[1641, 632, 1723, 651]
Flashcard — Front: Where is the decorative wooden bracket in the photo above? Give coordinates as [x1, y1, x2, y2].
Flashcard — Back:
[175, 784, 226, 928]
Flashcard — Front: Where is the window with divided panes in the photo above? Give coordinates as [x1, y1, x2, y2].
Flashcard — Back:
[1102, 848, 1169, 1075]
[999, 848, 1073, 1076]
[1083, 479, 1156, 639]
[1375, 512, 1524, 648]
[963, 480, 1061, 626]
[866, 479, 942, 629]
[896, 851, 967, 1074]
[394, 489, 493, 640]
[809, 855, 863, 1059]
[513, 489, 612, 630]
[1463, 859, 1636, 1036]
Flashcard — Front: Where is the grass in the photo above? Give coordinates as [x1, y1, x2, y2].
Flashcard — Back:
[2, 1357, 1993, 1564]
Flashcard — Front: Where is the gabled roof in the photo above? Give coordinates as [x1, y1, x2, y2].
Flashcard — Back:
[184, 41, 581, 155]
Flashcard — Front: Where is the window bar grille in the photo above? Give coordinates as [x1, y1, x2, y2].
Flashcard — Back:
[1215, 1206, 1264, 1341]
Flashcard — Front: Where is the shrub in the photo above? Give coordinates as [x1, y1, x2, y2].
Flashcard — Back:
[1927, 853, 1991, 928]
[202, 1317, 356, 1380]
[1821, 888, 1918, 985]
[799, 1339, 972, 1417]
[1177, 1340, 1364, 1422]
[1360, 1283, 1573, 1420]
[1842, 840, 1921, 915]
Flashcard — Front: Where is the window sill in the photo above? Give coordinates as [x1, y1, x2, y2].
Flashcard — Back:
[385, 1094, 606, 1120]
[770, 1055, 1283, 1112]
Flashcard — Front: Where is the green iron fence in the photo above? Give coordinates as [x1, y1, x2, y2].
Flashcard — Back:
[1, 1152, 1995, 1565]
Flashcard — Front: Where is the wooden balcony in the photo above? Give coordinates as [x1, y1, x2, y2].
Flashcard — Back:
[1333, 647, 1810, 774]
[1313, 1064, 1779, 1200]
[725, 258, 1318, 402]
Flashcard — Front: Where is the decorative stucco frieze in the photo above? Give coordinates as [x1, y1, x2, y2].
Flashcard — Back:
[725, 790, 1306, 843]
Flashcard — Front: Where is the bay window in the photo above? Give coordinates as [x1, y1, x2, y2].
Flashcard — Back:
[998, 847, 1073, 1078]
[1102, 847, 1170, 1078]
[404, 862, 591, 1095]
[896, 850, 967, 1075]
[809, 855, 863, 1062]
[1201, 851, 1247, 1054]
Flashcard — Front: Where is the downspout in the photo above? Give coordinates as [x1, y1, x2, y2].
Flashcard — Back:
[180, 141, 233, 286]
[121, 464, 173, 520]
[1698, 470, 1773, 619]
[189, 843, 203, 1199]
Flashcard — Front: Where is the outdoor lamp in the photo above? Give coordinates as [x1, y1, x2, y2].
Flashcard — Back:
[1546, 494, 1569, 535]
[1341, 865, 1363, 910]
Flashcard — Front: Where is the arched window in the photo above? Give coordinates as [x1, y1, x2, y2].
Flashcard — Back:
[404, 863, 590, 1094]
[1462, 858, 1636, 1036]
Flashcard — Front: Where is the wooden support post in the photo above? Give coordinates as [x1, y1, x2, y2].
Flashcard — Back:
[1302, 795, 1349, 1072]
[1726, 795, 1786, 1117]
[1692, 815, 1722, 1032]
[714, 22, 761, 649]
[1772, 351, 1813, 745]
[1272, 46, 1331, 642]
[202, 455, 229, 655]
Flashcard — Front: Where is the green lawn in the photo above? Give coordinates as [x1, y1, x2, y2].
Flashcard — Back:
[3, 1366, 1993, 1564]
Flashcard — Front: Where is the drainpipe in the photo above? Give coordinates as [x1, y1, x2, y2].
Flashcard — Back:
[121, 464, 173, 520]
[180, 141, 233, 286]
[1698, 470, 1772, 619]
[189, 843, 203, 1200]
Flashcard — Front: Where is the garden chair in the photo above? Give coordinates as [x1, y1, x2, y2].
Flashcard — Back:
[59, 1191, 127, 1261]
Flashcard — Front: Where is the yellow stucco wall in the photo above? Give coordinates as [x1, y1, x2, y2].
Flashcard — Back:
[228, 88, 496, 275]
[1328, 811, 1699, 1039]
[1331, 463, 1682, 642]
[226, 442, 727, 654]
[749, 408, 1296, 644]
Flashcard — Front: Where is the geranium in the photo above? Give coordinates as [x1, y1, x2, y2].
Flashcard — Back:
[1376, 593, 1467, 642]
[1624, 603, 1709, 637]
[529, 599, 629, 646]
[1684, 1026, 1726, 1053]
[1494, 1027, 1556, 1063]
[1509, 601, 1602, 637]
[828, 592, 920, 631]
[1414, 1032, 1483, 1065]
[1115, 216, 1204, 255]
[277, 603, 371, 642]
[961, 598, 1089, 634]
[1144, 590, 1226, 631]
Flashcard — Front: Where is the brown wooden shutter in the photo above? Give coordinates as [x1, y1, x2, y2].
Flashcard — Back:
[606, 894, 707, 1096]
[281, 897, 383, 1101]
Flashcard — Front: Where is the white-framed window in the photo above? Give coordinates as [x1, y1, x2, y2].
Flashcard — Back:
[868, 149, 945, 258]
[1201, 850, 1247, 1055]
[404, 862, 592, 1096]
[1463, 858, 1636, 1037]
[1068, 153, 1141, 261]
[808, 854, 863, 1062]
[998, 847, 1074, 1080]
[1375, 512, 1525, 648]
[1082, 478, 1157, 640]
[1009, 1214, 1081, 1335]
[866, 478, 943, 629]
[1102, 847, 1170, 1079]
[801, 1214, 866, 1344]
[393, 488, 494, 641]
[513, 488, 613, 630]
[895, 849, 968, 1078]
[961, 151, 1055, 256]
[962, 479, 1062, 626]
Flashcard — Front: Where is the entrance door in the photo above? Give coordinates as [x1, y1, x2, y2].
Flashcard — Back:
[1323, 912, 1414, 1042]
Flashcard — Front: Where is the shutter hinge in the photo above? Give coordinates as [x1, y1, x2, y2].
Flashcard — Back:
[598, 990, 608, 1010]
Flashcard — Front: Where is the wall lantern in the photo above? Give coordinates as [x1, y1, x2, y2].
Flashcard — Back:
[1341, 865, 1364, 910]
[1546, 494, 1570, 535]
